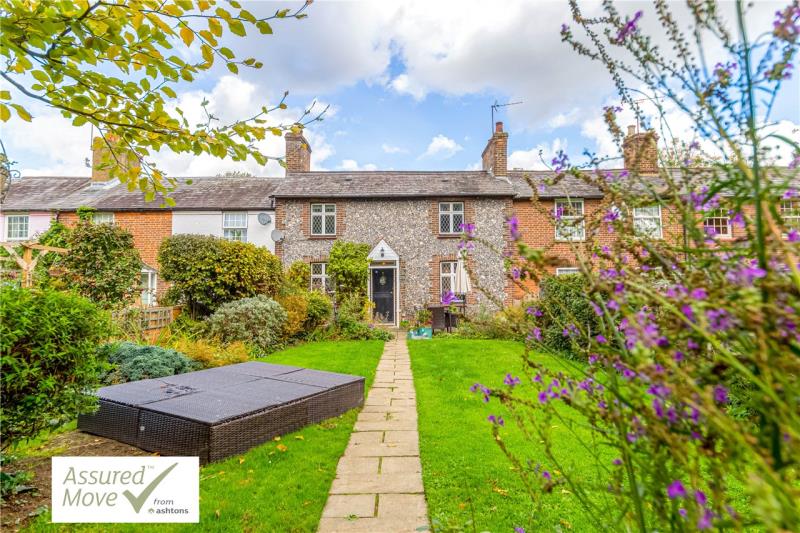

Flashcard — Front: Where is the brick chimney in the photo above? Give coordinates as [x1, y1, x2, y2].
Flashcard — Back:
[623, 125, 659, 174]
[285, 131, 311, 173]
[481, 121, 508, 177]
[91, 136, 127, 182]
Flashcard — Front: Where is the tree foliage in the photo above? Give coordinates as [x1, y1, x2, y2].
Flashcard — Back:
[63, 219, 142, 308]
[0, 0, 321, 201]
[0, 286, 111, 450]
[158, 233, 283, 316]
[327, 241, 370, 301]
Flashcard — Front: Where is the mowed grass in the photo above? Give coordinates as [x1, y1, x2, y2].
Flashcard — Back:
[408, 338, 607, 533]
[25, 340, 384, 533]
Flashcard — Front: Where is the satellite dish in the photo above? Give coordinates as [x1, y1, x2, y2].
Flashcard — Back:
[257, 212, 272, 225]
[270, 229, 285, 242]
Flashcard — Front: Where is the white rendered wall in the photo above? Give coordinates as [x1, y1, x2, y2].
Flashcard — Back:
[0, 211, 53, 241]
[171, 211, 275, 252]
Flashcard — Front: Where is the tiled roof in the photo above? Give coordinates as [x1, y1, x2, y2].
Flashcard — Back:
[508, 170, 605, 199]
[1, 176, 281, 211]
[274, 171, 516, 198]
[1, 176, 91, 210]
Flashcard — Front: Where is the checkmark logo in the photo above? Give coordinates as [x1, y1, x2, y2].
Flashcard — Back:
[122, 462, 178, 513]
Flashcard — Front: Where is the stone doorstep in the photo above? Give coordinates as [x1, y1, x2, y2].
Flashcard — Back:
[329, 472, 424, 494]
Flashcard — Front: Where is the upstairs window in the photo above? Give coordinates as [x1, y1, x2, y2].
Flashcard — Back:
[6, 214, 29, 241]
[92, 212, 115, 225]
[311, 204, 336, 235]
[781, 200, 800, 232]
[703, 208, 731, 238]
[632, 205, 663, 239]
[554, 199, 585, 241]
[439, 202, 464, 234]
[311, 262, 331, 292]
[223, 212, 248, 241]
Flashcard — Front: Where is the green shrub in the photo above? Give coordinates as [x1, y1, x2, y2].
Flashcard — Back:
[285, 260, 311, 289]
[206, 295, 287, 353]
[0, 287, 111, 449]
[277, 292, 309, 338]
[305, 290, 333, 330]
[170, 337, 250, 368]
[538, 274, 597, 355]
[33, 220, 71, 288]
[99, 342, 199, 384]
[312, 293, 392, 341]
[62, 220, 142, 308]
[327, 241, 370, 301]
[158, 234, 283, 316]
[456, 305, 529, 340]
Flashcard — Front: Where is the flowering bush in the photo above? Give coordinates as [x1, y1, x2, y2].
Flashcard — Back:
[464, 3, 800, 531]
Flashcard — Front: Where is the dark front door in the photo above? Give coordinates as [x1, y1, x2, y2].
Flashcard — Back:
[371, 268, 395, 323]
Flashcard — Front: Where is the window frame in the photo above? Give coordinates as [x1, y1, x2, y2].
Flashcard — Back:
[555, 267, 581, 276]
[438, 201, 465, 235]
[439, 260, 461, 300]
[703, 208, 731, 238]
[91, 212, 115, 225]
[554, 198, 585, 241]
[222, 211, 248, 242]
[6, 214, 29, 241]
[140, 268, 158, 307]
[310, 203, 336, 236]
[310, 262, 331, 292]
[632, 205, 663, 239]
[780, 200, 800, 234]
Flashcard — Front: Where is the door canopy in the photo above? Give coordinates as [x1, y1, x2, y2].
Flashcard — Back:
[368, 239, 399, 262]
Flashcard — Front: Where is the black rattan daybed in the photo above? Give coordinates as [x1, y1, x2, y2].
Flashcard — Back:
[77, 362, 365, 464]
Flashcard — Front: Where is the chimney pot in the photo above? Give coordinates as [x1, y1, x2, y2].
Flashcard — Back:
[495, 121, 504, 133]
[627, 125, 636, 136]
[482, 122, 508, 176]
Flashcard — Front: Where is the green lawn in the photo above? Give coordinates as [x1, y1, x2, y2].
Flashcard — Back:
[408, 338, 605, 533]
[24, 340, 384, 533]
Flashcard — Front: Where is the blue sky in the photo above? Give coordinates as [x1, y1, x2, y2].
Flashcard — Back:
[3, 0, 798, 177]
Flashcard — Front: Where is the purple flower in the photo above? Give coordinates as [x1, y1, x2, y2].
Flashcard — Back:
[511, 267, 521, 280]
[713, 385, 729, 405]
[542, 470, 551, 481]
[507, 216, 521, 240]
[595, 334, 607, 344]
[551, 150, 569, 173]
[441, 291, 457, 305]
[487, 414, 504, 426]
[689, 288, 707, 300]
[612, 458, 622, 465]
[527, 306, 544, 317]
[515, 528, 526, 533]
[667, 480, 687, 499]
[788, 229, 799, 242]
[504, 373, 521, 388]
[538, 391, 549, 404]
[695, 490, 707, 506]
[613, 10, 643, 43]
[529, 327, 542, 342]
[706, 308, 733, 332]
[789, 154, 800, 170]
[459, 222, 477, 238]
[697, 509, 714, 530]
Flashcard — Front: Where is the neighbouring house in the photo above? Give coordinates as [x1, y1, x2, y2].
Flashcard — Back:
[0, 156, 280, 305]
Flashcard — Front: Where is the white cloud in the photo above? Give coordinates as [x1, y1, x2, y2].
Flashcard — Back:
[421, 134, 463, 159]
[381, 143, 407, 154]
[388, 73, 427, 101]
[509, 138, 568, 170]
[337, 159, 377, 171]
[548, 108, 581, 129]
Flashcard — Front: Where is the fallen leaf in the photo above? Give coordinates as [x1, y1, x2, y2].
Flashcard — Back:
[238, 457, 245, 464]
[276, 444, 288, 452]
[214, 509, 220, 519]
[273, 436, 281, 442]
[295, 435, 304, 440]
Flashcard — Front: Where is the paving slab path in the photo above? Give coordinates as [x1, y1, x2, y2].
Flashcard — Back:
[317, 336, 429, 533]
